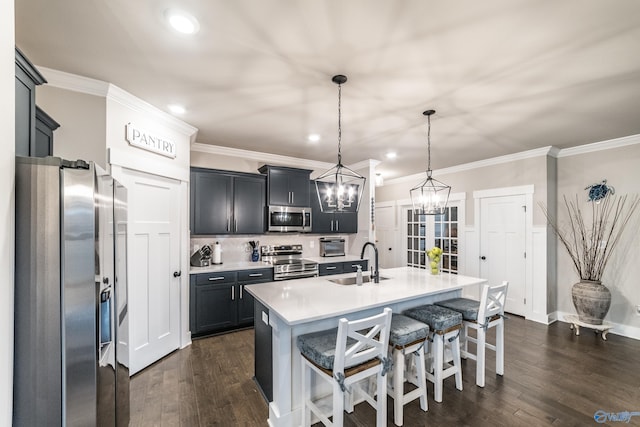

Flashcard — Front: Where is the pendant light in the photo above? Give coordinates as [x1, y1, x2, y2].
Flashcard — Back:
[315, 75, 366, 213]
[410, 110, 451, 215]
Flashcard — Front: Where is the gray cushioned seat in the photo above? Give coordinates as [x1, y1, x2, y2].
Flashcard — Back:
[403, 305, 462, 331]
[296, 328, 359, 370]
[435, 298, 480, 321]
[389, 313, 429, 347]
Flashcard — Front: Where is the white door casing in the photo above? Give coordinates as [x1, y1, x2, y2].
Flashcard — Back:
[113, 167, 181, 374]
[479, 194, 527, 315]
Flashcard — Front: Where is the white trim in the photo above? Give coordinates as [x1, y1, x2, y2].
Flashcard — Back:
[37, 66, 110, 97]
[385, 146, 556, 186]
[375, 200, 396, 208]
[473, 184, 534, 199]
[108, 147, 189, 182]
[555, 134, 640, 158]
[36, 66, 198, 139]
[191, 142, 333, 171]
[555, 311, 640, 340]
[106, 85, 198, 138]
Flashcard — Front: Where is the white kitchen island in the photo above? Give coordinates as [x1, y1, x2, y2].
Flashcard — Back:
[246, 266, 487, 427]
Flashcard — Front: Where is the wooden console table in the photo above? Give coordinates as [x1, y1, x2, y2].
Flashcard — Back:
[565, 314, 613, 340]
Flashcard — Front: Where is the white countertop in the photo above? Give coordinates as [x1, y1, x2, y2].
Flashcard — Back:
[246, 266, 486, 325]
[189, 261, 271, 274]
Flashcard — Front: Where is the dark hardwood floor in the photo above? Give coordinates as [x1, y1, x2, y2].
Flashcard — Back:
[131, 316, 640, 426]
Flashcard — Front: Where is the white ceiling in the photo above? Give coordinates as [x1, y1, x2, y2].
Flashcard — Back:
[15, 0, 640, 179]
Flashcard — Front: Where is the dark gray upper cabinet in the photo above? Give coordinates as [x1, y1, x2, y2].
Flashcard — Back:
[259, 165, 312, 207]
[34, 106, 60, 158]
[190, 168, 265, 235]
[310, 181, 358, 233]
[15, 47, 48, 157]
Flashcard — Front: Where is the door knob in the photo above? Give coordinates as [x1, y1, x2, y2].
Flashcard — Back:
[173, 271, 182, 277]
[480, 256, 486, 260]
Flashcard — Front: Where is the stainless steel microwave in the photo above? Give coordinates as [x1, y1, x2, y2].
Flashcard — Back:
[267, 206, 312, 232]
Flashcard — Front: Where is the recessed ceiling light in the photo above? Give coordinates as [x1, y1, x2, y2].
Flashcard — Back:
[308, 134, 321, 143]
[165, 10, 200, 35]
[168, 104, 186, 115]
[386, 152, 397, 159]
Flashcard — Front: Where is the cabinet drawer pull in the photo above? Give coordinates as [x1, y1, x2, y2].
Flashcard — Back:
[351, 264, 360, 268]
[249, 273, 263, 277]
[231, 286, 235, 300]
[326, 266, 337, 270]
[208, 276, 225, 281]
[240, 285, 243, 299]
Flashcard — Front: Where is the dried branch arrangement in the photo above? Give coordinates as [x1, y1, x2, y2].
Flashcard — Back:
[541, 194, 640, 281]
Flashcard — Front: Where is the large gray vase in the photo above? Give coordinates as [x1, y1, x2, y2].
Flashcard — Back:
[572, 280, 611, 325]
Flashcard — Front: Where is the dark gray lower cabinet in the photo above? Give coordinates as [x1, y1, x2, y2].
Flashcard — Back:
[319, 259, 369, 276]
[190, 268, 273, 337]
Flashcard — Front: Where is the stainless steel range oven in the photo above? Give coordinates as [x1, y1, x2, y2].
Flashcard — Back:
[260, 244, 318, 280]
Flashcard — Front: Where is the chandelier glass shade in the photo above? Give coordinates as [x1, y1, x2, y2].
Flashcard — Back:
[315, 75, 366, 213]
[410, 110, 451, 215]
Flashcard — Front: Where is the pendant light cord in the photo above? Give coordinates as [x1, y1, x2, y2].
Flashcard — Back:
[426, 112, 432, 173]
[337, 82, 342, 165]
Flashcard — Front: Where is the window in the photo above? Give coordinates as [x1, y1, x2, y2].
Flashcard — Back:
[406, 206, 459, 274]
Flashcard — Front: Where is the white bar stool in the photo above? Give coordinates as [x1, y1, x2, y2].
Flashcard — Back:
[387, 313, 429, 426]
[296, 307, 392, 427]
[436, 281, 509, 387]
[404, 305, 463, 403]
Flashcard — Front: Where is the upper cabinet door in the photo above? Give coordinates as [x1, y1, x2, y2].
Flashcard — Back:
[259, 165, 312, 207]
[192, 171, 232, 234]
[233, 175, 266, 234]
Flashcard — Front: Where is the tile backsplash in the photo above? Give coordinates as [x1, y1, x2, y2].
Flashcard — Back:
[190, 234, 352, 263]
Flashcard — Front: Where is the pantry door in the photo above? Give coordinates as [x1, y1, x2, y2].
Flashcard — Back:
[114, 167, 182, 375]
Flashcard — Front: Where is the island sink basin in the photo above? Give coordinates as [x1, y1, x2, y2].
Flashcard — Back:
[328, 276, 389, 285]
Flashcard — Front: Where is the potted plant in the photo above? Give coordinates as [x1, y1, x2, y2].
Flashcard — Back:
[542, 190, 639, 325]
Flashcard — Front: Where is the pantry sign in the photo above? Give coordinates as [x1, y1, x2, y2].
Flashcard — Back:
[125, 123, 177, 158]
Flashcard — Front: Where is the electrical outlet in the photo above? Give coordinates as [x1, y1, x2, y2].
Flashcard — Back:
[309, 240, 315, 248]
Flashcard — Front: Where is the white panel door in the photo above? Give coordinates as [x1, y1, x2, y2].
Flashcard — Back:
[480, 195, 526, 315]
[375, 205, 398, 268]
[116, 168, 181, 374]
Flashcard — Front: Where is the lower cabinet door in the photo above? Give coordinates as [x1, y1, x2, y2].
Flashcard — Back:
[237, 284, 255, 325]
[194, 283, 237, 334]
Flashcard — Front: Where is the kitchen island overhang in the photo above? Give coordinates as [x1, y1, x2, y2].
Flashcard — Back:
[246, 266, 487, 427]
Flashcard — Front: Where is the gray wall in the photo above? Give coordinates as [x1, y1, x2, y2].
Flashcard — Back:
[2, 0, 16, 423]
[37, 85, 107, 168]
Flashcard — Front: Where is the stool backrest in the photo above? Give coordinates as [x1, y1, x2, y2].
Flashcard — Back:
[478, 281, 509, 322]
[334, 307, 392, 374]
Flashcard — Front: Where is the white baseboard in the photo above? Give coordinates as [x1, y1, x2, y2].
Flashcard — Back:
[554, 311, 640, 341]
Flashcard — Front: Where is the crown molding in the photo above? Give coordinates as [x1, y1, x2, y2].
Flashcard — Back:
[36, 66, 198, 138]
[555, 134, 640, 158]
[106, 85, 198, 137]
[191, 142, 334, 171]
[37, 66, 109, 97]
[385, 146, 557, 186]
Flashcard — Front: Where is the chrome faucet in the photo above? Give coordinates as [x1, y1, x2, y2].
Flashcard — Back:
[360, 242, 379, 283]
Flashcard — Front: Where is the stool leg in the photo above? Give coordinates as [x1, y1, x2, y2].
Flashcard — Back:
[496, 319, 504, 376]
[476, 326, 486, 387]
[377, 369, 388, 427]
[301, 361, 311, 427]
[393, 348, 404, 426]
[461, 323, 469, 359]
[451, 335, 463, 392]
[433, 334, 444, 403]
[332, 380, 344, 427]
[416, 346, 428, 412]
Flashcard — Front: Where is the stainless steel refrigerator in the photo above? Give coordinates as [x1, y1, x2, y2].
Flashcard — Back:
[14, 156, 130, 426]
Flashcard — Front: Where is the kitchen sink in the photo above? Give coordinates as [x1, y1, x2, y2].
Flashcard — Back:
[328, 276, 389, 285]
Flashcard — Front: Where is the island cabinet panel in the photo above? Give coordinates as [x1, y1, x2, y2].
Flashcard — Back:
[254, 299, 273, 402]
[190, 268, 273, 337]
[237, 268, 274, 326]
[259, 165, 312, 207]
[190, 168, 265, 235]
[343, 259, 368, 274]
[309, 181, 358, 233]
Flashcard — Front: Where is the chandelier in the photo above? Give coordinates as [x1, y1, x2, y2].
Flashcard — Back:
[314, 75, 366, 213]
[410, 110, 451, 215]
